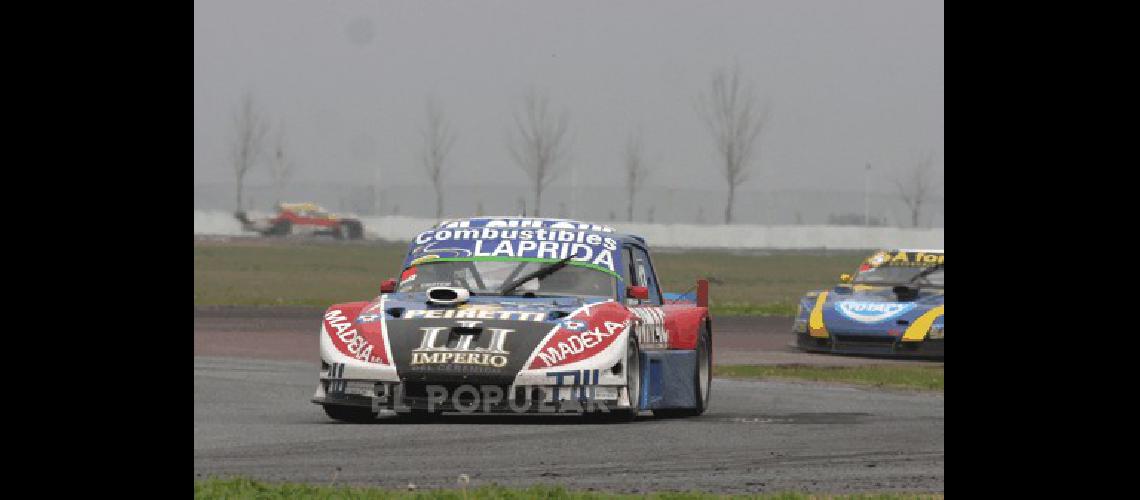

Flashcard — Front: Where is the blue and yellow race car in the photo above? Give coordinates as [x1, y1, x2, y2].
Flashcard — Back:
[794, 249, 943, 358]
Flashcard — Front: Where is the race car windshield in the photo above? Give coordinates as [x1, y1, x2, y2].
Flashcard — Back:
[397, 260, 616, 298]
[854, 266, 944, 287]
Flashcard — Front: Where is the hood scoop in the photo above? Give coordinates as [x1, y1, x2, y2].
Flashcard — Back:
[426, 286, 470, 305]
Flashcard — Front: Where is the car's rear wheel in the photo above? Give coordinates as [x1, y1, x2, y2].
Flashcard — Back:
[693, 322, 712, 414]
[656, 321, 711, 417]
[322, 404, 376, 423]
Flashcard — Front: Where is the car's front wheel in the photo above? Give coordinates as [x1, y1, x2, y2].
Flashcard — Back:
[583, 335, 640, 423]
[322, 404, 376, 423]
[395, 409, 442, 422]
[270, 220, 292, 236]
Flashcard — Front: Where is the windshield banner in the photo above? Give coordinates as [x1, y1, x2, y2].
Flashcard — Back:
[865, 250, 944, 269]
[404, 218, 622, 277]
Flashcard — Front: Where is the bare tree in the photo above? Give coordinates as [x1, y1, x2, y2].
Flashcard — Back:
[230, 92, 269, 212]
[507, 90, 570, 217]
[624, 129, 650, 222]
[268, 122, 294, 205]
[697, 65, 770, 224]
[420, 99, 457, 219]
[895, 152, 938, 228]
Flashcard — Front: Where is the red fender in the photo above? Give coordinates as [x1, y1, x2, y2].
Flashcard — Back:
[322, 301, 390, 365]
[663, 305, 709, 350]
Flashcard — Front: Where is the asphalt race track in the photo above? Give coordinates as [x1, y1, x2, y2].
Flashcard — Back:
[194, 308, 943, 494]
[195, 357, 942, 494]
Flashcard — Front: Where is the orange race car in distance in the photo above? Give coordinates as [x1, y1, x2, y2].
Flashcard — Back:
[236, 202, 364, 240]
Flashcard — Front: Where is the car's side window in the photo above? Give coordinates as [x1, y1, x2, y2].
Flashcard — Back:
[631, 246, 663, 306]
[622, 246, 638, 305]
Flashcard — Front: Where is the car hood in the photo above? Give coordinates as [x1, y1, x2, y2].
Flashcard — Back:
[368, 293, 610, 384]
[821, 285, 944, 334]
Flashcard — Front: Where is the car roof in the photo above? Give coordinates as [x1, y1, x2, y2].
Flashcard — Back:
[279, 202, 324, 212]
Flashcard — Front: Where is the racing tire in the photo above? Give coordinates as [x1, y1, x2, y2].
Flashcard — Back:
[270, 220, 292, 237]
[322, 404, 376, 423]
[395, 409, 443, 423]
[344, 220, 364, 240]
[656, 321, 711, 418]
[586, 335, 641, 423]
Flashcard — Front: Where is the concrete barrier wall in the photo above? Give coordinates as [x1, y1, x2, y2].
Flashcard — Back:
[194, 211, 943, 250]
[614, 221, 943, 250]
[194, 210, 245, 235]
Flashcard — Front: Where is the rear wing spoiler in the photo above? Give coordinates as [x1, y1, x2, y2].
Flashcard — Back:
[664, 279, 709, 308]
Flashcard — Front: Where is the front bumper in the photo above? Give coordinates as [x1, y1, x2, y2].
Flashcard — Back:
[312, 380, 626, 414]
[796, 332, 944, 358]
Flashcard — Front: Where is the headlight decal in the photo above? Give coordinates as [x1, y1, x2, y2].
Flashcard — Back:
[808, 292, 830, 338]
[525, 301, 629, 369]
[900, 305, 944, 342]
[323, 299, 391, 364]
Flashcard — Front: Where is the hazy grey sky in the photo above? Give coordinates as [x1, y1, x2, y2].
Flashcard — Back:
[194, 0, 943, 197]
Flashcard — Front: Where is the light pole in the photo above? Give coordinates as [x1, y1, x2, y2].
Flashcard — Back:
[570, 160, 577, 219]
[864, 162, 872, 228]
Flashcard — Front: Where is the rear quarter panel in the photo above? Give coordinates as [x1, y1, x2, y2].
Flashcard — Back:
[663, 304, 709, 350]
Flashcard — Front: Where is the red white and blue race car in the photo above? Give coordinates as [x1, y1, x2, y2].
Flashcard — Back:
[311, 217, 712, 422]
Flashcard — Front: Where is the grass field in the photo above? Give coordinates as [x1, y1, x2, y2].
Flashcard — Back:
[714, 364, 944, 391]
[195, 477, 943, 499]
[193, 239, 865, 316]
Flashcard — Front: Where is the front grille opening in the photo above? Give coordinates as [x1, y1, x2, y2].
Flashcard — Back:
[400, 382, 514, 404]
[834, 335, 896, 346]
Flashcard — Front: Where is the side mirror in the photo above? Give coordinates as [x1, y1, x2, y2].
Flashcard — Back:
[380, 278, 397, 294]
[627, 285, 649, 300]
[839, 273, 852, 284]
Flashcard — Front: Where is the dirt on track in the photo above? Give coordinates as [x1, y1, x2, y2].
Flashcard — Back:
[193, 306, 940, 367]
